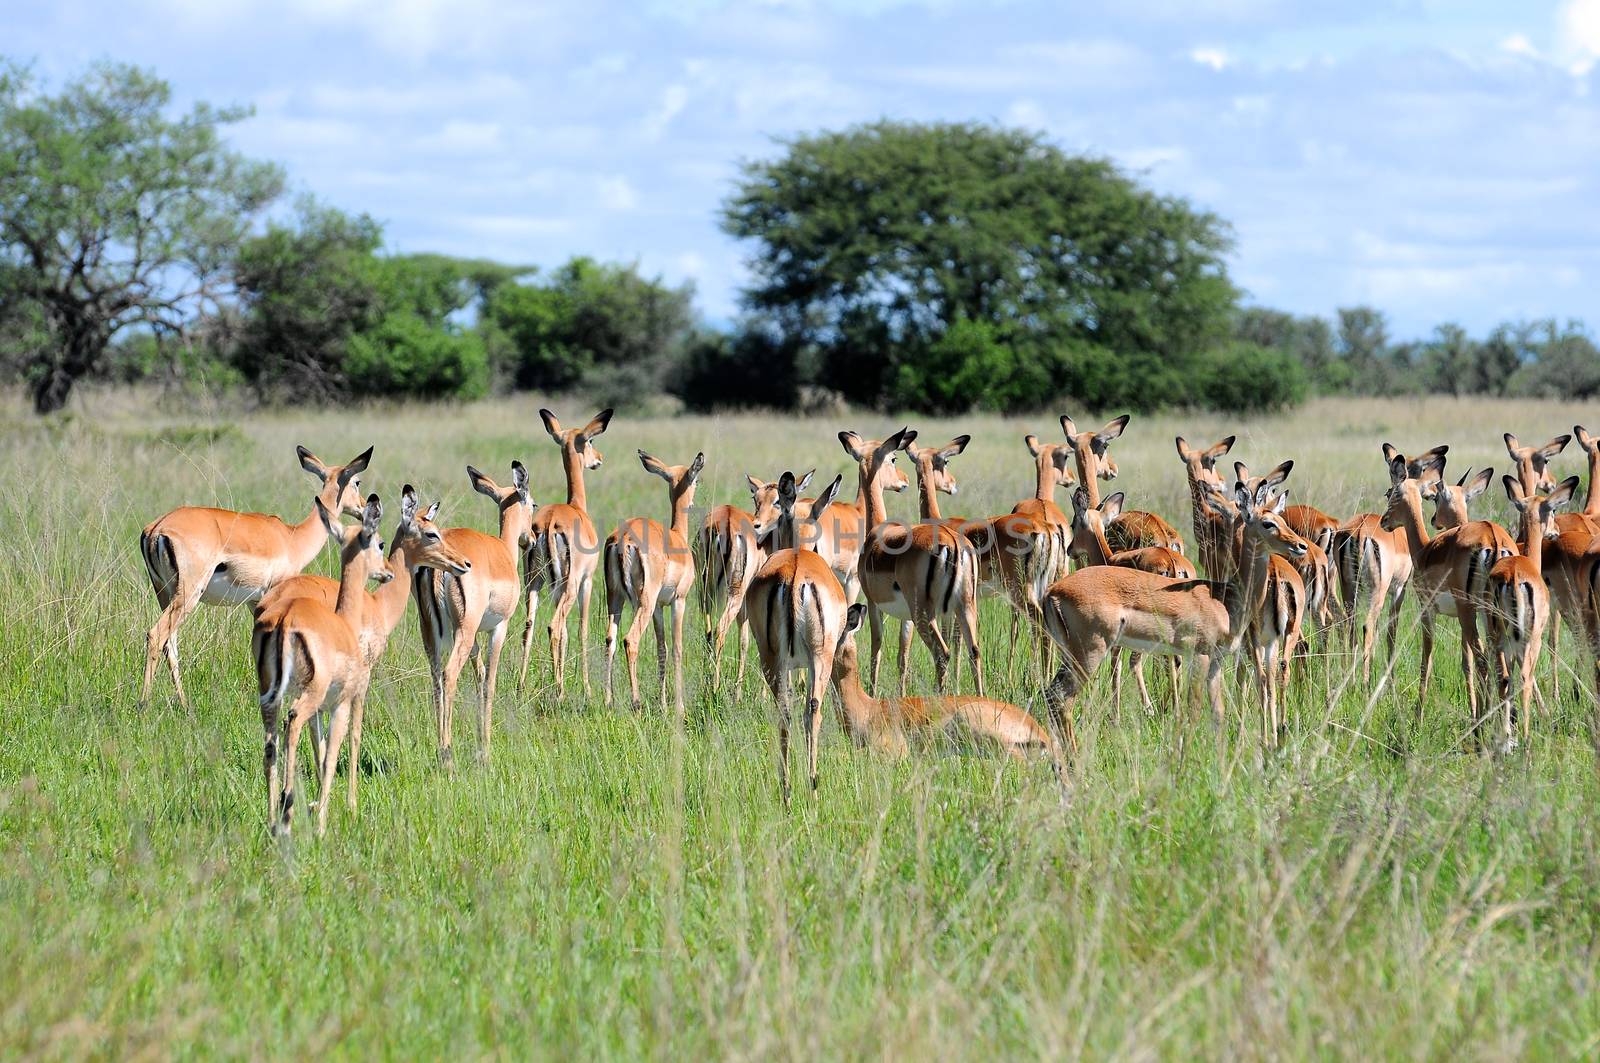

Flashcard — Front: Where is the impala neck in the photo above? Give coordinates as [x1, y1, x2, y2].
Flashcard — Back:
[1586, 449, 1600, 517]
[1079, 519, 1115, 567]
[669, 492, 692, 540]
[561, 449, 588, 510]
[916, 471, 942, 521]
[1393, 488, 1433, 566]
[370, 542, 417, 637]
[1033, 457, 1058, 505]
[334, 550, 369, 634]
[287, 480, 344, 570]
[1517, 511, 1545, 576]
[1226, 534, 1273, 648]
[1075, 453, 1100, 508]
[832, 656, 881, 735]
[499, 502, 527, 560]
[863, 461, 890, 529]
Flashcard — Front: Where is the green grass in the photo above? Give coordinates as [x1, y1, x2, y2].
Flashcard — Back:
[5, 389, 1600, 1057]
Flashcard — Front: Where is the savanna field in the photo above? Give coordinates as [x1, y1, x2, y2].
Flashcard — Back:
[8, 390, 1600, 1059]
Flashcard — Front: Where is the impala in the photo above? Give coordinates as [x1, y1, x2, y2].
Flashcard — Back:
[1487, 475, 1577, 751]
[1061, 414, 1184, 554]
[795, 455, 910, 602]
[1041, 483, 1308, 757]
[418, 462, 535, 766]
[1379, 452, 1517, 734]
[842, 428, 983, 696]
[139, 444, 371, 707]
[695, 476, 777, 694]
[1012, 433, 1078, 574]
[519, 408, 612, 698]
[1067, 487, 1196, 718]
[254, 486, 471, 810]
[829, 603, 1060, 772]
[1430, 466, 1494, 530]
[604, 451, 704, 712]
[1540, 426, 1600, 701]
[1503, 432, 1569, 494]
[1175, 434, 1235, 579]
[254, 495, 386, 838]
[744, 471, 850, 802]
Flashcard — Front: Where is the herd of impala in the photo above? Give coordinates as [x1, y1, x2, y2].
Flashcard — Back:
[136, 406, 1600, 834]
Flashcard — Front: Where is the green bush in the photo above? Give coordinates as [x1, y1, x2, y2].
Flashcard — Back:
[1195, 342, 1307, 413]
[672, 328, 801, 411]
[889, 317, 1030, 414]
[343, 312, 489, 400]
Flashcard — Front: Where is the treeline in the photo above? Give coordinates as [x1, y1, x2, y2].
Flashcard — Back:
[3, 61, 1595, 416]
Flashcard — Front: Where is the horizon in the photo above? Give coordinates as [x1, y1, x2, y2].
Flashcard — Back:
[7, 0, 1599, 339]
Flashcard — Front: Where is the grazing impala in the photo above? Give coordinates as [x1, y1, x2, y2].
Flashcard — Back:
[745, 471, 850, 802]
[1041, 483, 1308, 757]
[604, 452, 704, 712]
[140, 444, 371, 707]
[254, 486, 471, 812]
[1061, 414, 1184, 554]
[1379, 452, 1517, 736]
[1068, 488, 1196, 718]
[829, 603, 1060, 772]
[1487, 475, 1577, 751]
[843, 428, 983, 696]
[696, 476, 780, 694]
[254, 496, 386, 838]
[519, 408, 611, 697]
[418, 463, 535, 766]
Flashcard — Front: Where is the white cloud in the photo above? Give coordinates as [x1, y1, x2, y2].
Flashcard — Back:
[1191, 46, 1231, 70]
[419, 120, 502, 154]
[597, 176, 639, 211]
[645, 83, 690, 141]
[1006, 98, 1049, 128]
[1499, 34, 1539, 60]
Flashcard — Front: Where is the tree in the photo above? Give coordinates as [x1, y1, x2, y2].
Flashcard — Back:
[721, 120, 1237, 410]
[1335, 306, 1390, 393]
[0, 61, 283, 412]
[1419, 323, 1477, 395]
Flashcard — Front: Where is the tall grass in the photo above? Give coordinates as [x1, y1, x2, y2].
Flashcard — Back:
[3, 390, 1600, 1057]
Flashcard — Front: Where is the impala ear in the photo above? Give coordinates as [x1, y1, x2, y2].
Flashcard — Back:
[1382, 442, 1401, 466]
[423, 500, 440, 522]
[938, 435, 970, 462]
[336, 446, 374, 491]
[638, 450, 671, 481]
[778, 470, 798, 509]
[1549, 475, 1582, 513]
[1266, 459, 1293, 488]
[1503, 432, 1520, 456]
[894, 427, 917, 451]
[1388, 455, 1408, 486]
[1100, 492, 1125, 522]
[796, 468, 815, 492]
[1206, 436, 1236, 462]
[841, 602, 866, 643]
[1502, 474, 1525, 508]
[400, 484, 419, 526]
[1175, 436, 1194, 462]
[297, 445, 327, 479]
[1234, 482, 1253, 516]
[747, 475, 764, 497]
[905, 441, 925, 462]
[467, 465, 499, 499]
[1025, 434, 1043, 457]
[1465, 467, 1493, 500]
[1059, 414, 1078, 442]
[1233, 460, 1250, 484]
[316, 498, 340, 540]
[1070, 485, 1091, 518]
[581, 408, 614, 442]
[1456, 466, 1472, 488]
[1540, 435, 1572, 460]
[813, 474, 843, 517]
[539, 408, 563, 441]
[360, 494, 383, 545]
[839, 431, 868, 461]
[511, 460, 531, 504]
[1272, 490, 1288, 515]
[1094, 415, 1129, 450]
[1576, 425, 1593, 450]
[686, 453, 706, 483]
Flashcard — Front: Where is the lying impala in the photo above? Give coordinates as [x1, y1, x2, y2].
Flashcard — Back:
[1487, 475, 1577, 752]
[1041, 483, 1307, 758]
[519, 408, 611, 698]
[253, 486, 471, 811]
[829, 602, 1060, 774]
[140, 444, 371, 707]
[418, 463, 536, 766]
[604, 451, 704, 712]
[745, 471, 850, 802]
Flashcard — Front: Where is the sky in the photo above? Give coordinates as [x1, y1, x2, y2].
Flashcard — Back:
[6, 0, 1599, 338]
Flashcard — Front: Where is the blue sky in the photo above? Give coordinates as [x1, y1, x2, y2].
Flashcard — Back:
[7, 0, 1599, 337]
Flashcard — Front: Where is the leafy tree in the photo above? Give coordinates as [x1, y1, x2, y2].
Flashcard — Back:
[0, 61, 283, 412]
[1508, 320, 1600, 399]
[889, 315, 1046, 414]
[1419, 323, 1477, 395]
[1472, 323, 1528, 396]
[671, 324, 803, 411]
[1196, 343, 1307, 413]
[721, 120, 1237, 409]
[1335, 306, 1390, 393]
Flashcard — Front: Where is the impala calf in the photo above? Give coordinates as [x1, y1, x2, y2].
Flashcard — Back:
[418, 462, 535, 766]
[520, 408, 611, 698]
[1487, 475, 1577, 751]
[745, 472, 850, 802]
[140, 444, 371, 707]
[604, 451, 704, 712]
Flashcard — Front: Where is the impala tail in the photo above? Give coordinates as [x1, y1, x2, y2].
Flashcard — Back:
[255, 624, 306, 712]
[140, 530, 178, 601]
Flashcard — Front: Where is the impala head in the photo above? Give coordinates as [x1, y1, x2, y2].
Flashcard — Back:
[1061, 413, 1128, 481]
[639, 450, 705, 509]
[1024, 434, 1077, 489]
[1380, 451, 1447, 532]
[540, 407, 612, 470]
[1430, 465, 1493, 530]
[1175, 435, 1235, 489]
[748, 469, 812, 538]
[839, 427, 915, 490]
[1235, 484, 1308, 561]
[1381, 443, 1448, 487]
[298, 444, 374, 518]
[1504, 431, 1570, 494]
[1232, 459, 1294, 501]
[1575, 425, 1598, 460]
[317, 493, 391, 585]
[759, 470, 843, 551]
[906, 435, 970, 497]
[1503, 474, 1579, 543]
[1068, 487, 1125, 560]
[394, 485, 472, 576]
[468, 460, 536, 544]
[832, 601, 869, 680]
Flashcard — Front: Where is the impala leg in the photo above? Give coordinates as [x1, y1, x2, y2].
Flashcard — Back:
[1382, 582, 1405, 671]
[806, 651, 832, 793]
[346, 692, 368, 812]
[262, 701, 282, 835]
[896, 620, 913, 695]
[736, 618, 751, 698]
[771, 662, 792, 806]
[1459, 611, 1486, 749]
[577, 574, 594, 698]
[957, 596, 983, 698]
[315, 696, 353, 838]
[624, 582, 662, 712]
[915, 614, 952, 692]
[517, 570, 541, 693]
[441, 633, 474, 771]
[547, 579, 574, 700]
[143, 584, 202, 709]
[672, 598, 688, 714]
[1110, 649, 1125, 724]
[277, 687, 324, 837]
[867, 601, 885, 694]
[1132, 653, 1157, 719]
[1416, 608, 1436, 727]
[1358, 584, 1384, 684]
[479, 621, 508, 763]
[654, 603, 669, 710]
[603, 582, 623, 706]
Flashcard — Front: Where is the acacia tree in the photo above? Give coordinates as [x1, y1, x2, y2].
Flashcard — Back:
[721, 120, 1238, 411]
[0, 61, 282, 412]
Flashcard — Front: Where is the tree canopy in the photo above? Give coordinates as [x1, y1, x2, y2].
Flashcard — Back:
[720, 120, 1239, 411]
[0, 61, 282, 411]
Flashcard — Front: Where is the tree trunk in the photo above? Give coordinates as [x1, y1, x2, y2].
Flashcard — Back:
[32, 364, 76, 414]
[32, 322, 105, 415]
